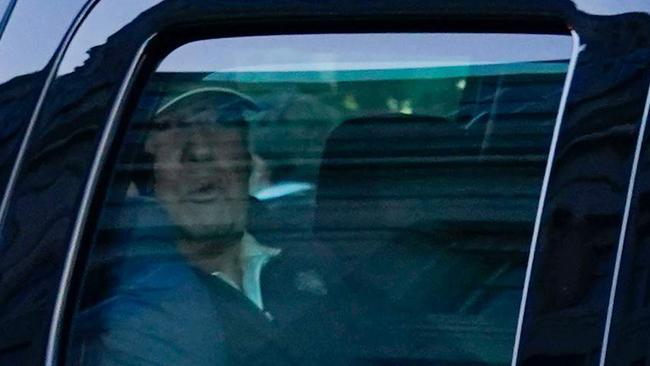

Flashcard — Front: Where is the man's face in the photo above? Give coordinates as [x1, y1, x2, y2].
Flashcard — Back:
[145, 107, 250, 242]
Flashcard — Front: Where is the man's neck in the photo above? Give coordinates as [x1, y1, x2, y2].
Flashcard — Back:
[178, 235, 244, 288]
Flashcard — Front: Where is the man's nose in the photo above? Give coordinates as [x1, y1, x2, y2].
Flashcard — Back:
[182, 136, 214, 163]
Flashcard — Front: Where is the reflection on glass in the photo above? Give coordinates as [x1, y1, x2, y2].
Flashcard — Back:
[68, 33, 573, 366]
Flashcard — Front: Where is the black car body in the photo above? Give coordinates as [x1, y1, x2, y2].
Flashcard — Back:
[1, 1, 650, 365]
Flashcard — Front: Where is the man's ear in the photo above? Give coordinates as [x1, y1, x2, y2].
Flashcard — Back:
[144, 134, 157, 155]
[131, 148, 156, 197]
[249, 153, 269, 193]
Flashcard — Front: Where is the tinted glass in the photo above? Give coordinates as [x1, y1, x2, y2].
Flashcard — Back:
[67, 33, 573, 366]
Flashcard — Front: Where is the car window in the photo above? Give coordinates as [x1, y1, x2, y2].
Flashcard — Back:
[66, 32, 574, 366]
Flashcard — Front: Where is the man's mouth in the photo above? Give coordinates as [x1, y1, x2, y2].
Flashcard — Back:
[185, 181, 223, 202]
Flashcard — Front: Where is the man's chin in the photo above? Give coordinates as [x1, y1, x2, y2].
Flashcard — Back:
[178, 223, 244, 244]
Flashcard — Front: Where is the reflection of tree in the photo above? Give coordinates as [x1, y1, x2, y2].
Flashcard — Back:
[0, 71, 46, 198]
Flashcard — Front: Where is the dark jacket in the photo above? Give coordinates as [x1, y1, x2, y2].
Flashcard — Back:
[69, 200, 357, 366]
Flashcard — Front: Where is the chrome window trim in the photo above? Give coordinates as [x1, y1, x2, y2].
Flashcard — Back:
[597, 76, 650, 366]
[510, 29, 582, 366]
[0, 0, 100, 235]
[44, 32, 157, 366]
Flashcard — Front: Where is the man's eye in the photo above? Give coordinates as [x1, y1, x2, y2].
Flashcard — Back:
[152, 121, 173, 131]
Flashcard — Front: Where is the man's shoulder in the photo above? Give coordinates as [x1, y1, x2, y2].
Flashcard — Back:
[79, 253, 212, 323]
[72, 248, 226, 365]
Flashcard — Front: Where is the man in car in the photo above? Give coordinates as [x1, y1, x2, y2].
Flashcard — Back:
[72, 89, 356, 366]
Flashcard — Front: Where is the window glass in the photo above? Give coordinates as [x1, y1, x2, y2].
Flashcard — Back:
[67, 32, 573, 366]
